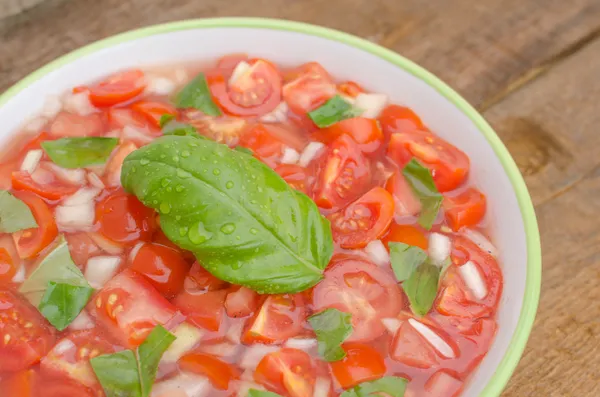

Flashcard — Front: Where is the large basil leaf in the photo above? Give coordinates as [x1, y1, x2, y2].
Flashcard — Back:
[0, 190, 37, 232]
[340, 376, 408, 397]
[121, 136, 333, 294]
[402, 159, 443, 230]
[41, 137, 118, 168]
[308, 308, 353, 362]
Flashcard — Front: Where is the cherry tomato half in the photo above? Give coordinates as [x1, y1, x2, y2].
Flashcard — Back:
[11, 171, 80, 201]
[88, 70, 146, 107]
[255, 348, 316, 397]
[330, 343, 386, 389]
[382, 222, 429, 251]
[178, 353, 240, 390]
[95, 191, 156, 244]
[11, 191, 58, 259]
[378, 104, 425, 136]
[242, 294, 306, 344]
[443, 188, 487, 231]
[130, 101, 178, 128]
[312, 117, 384, 154]
[283, 62, 336, 114]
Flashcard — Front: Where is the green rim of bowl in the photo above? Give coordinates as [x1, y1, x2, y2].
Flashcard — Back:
[0, 17, 541, 396]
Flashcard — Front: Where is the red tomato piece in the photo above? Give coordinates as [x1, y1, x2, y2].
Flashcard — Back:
[37, 378, 95, 397]
[130, 243, 189, 298]
[312, 257, 403, 342]
[424, 371, 463, 397]
[328, 187, 394, 249]
[238, 124, 287, 168]
[91, 269, 183, 347]
[382, 222, 429, 251]
[275, 164, 311, 194]
[0, 247, 16, 285]
[65, 232, 101, 267]
[443, 188, 487, 231]
[338, 81, 364, 98]
[313, 135, 372, 210]
[225, 286, 259, 318]
[0, 370, 36, 397]
[184, 261, 229, 292]
[11, 171, 80, 201]
[216, 53, 250, 76]
[173, 289, 227, 332]
[0, 290, 55, 372]
[88, 70, 146, 107]
[49, 112, 104, 138]
[11, 191, 59, 259]
[107, 108, 151, 131]
[178, 353, 240, 390]
[96, 191, 156, 244]
[330, 343, 386, 389]
[385, 171, 422, 218]
[283, 62, 336, 114]
[387, 131, 470, 192]
[391, 321, 439, 369]
[103, 142, 139, 186]
[379, 104, 425, 136]
[255, 348, 316, 397]
[242, 294, 306, 344]
[312, 118, 384, 154]
[130, 101, 178, 128]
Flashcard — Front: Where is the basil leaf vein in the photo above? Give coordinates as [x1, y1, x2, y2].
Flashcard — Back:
[340, 376, 408, 397]
[175, 72, 222, 116]
[388, 242, 428, 282]
[308, 308, 353, 362]
[402, 260, 440, 317]
[402, 158, 443, 230]
[0, 190, 38, 232]
[42, 137, 119, 168]
[121, 136, 333, 294]
[308, 95, 359, 128]
[38, 282, 94, 331]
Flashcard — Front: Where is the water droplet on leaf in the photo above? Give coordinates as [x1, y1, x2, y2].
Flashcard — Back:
[220, 223, 235, 234]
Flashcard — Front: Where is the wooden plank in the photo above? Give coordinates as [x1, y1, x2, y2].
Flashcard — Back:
[2, 0, 600, 110]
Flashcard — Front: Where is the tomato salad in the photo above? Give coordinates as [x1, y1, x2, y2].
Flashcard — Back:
[0, 54, 502, 397]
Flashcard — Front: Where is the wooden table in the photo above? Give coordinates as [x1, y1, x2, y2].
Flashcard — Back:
[2, 0, 600, 395]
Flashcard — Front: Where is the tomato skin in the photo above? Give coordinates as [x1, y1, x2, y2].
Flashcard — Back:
[184, 261, 229, 292]
[11, 171, 80, 201]
[387, 131, 470, 192]
[379, 104, 425, 136]
[96, 191, 156, 244]
[130, 101, 178, 128]
[104, 142, 139, 187]
[443, 188, 487, 231]
[225, 286, 259, 318]
[238, 123, 287, 168]
[283, 62, 336, 114]
[11, 191, 59, 259]
[0, 247, 16, 285]
[330, 343, 386, 389]
[313, 135, 372, 211]
[385, 171, 422, 218]
[338, 81, 364, 98]
[424, 371, 463, 397]
[130, 243, 189, 298]
[173, 289, 227, 332]
[65, 232, 101, 267]
[255, 348, 316, 397]
[216, 53, 249, 76]
[0, 290, 56, 372]
[329, 187, 394, 249]
[178, 353, 240, 390]
[382, 223, 429, 250]
[88, 69, 146, 107]
[37, 378, 95, 397]
[391, 321, 439, 369]
[49, 112, 104, 138]
[0, 369, 36, 396]
[312, 257, 403, 342]
[242, 294, 306, 344]
[275, 164, 311, 194]
[312, 118, 384, 154]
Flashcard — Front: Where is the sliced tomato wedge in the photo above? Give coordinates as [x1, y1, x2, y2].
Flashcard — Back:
[65, 232, 101, 267]
[424, 371, 463, 397]
[130, 101, 178, 128]
[103, 142, 139, 186]
[91, 269, 183, 347]
[242, 294, 306, 344]
[254, 348, 316, 397]
[184, 261, 229, 292]
[37, 377, 95, 397]
[283, 62, 336, 114]
[96, 190, 156, 244]
[328, 187, 394, 249]
[225, 286, 259, 318]
[391, 320, 439, 369]
[387, 131, 470, 192]
[208, 60, 282, 117]
[338, 81, 364, 98]
[385, 171, 422, 218]
[173, 289, 227, 332]
[382, 222, 429, 251]
[87, 69, 146, 107]
[379, 104, 425, 136]
[443, 188, 487, 231]
[178, 353, 240, 390]
[312, 118, 384, 153]
[0, 290, 55, 372]
[130, 242, 189, 298]
[11, 191, 58, 259]
[11, 171, 80, 201]
[313, 135, 372, 210]
[0, 370, 36, 396]
[275, 164, 311, 195]
[312, 257, 403, 342]
[330, 343, 386, 389]
[49, 112, 104, 138]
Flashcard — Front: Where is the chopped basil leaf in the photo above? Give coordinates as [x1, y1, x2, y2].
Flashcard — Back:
[388, 242, 428, 282]
[41, 137, 118, 168]
[91, 325, 176, 397]
[248, 390, 284, 397]
[308, 95, 359, 128]
[19, 237, 89, 306]
[162, 120, 202, 138]
[159, 114, 176, 128]
[402, 260, 440, 317]
[0, 190, 37, 232]
[234, 146, 253, 155]
[175, 72, 222, 116]
[38, 282, 94, 331]
[402, 159, 443, 230]
[340, 376, 408, 397]
[308, 308, 353, 362]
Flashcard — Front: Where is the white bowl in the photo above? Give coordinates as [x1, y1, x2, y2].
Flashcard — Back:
[0, 18, 541, 396]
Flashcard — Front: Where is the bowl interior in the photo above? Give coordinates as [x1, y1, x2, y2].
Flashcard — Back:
[0, 21, 536, 396]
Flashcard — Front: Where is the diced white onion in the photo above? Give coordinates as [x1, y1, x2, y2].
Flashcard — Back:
[458, 260, 488, 300]
[381, 317, 402, 335]
[89, 233, 124, 254]
[228, 61, 251, 86]
[174, 68, 189, 84]
[260, 101, 289, 123]
[284, 338, 318, 350]
[30, 167, 54, 185]
[11, 264, 26, 283]
[365, 240, 390, 266]
[129, 242, 145, 263]
[41, 95, 62, 119]
[200, 342, 240, 358]
[339, 94, 356, 105]
[85, 256, 121, 289]
[147, 76, 176, 95]
[151, 372, 209, 397]
[122, 125, 153, 144]
[53, 338, 75, 355]
[56, 202, 95, 230]
[461, 228, 497, 257]
[25, 117, 47, 133]
[162, 323, 204, 363]
[63, 187, 101, 206]
[428, 233, 451, 266]
[87, 172, 105, 189]
[354, 93, 388, 119]
[408, 319, 455, 358]
[44, 162, 86, 185]
[298, 142, 325, 167]
[226, 320, 245, 344]
[313, 377, 332, 397]
[63, 92, 96, 116]
[280, 147, 300, 165]
[239, 345, 279, 370]
[69, 310, 95, 331]
[20, 150, 43, 174]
